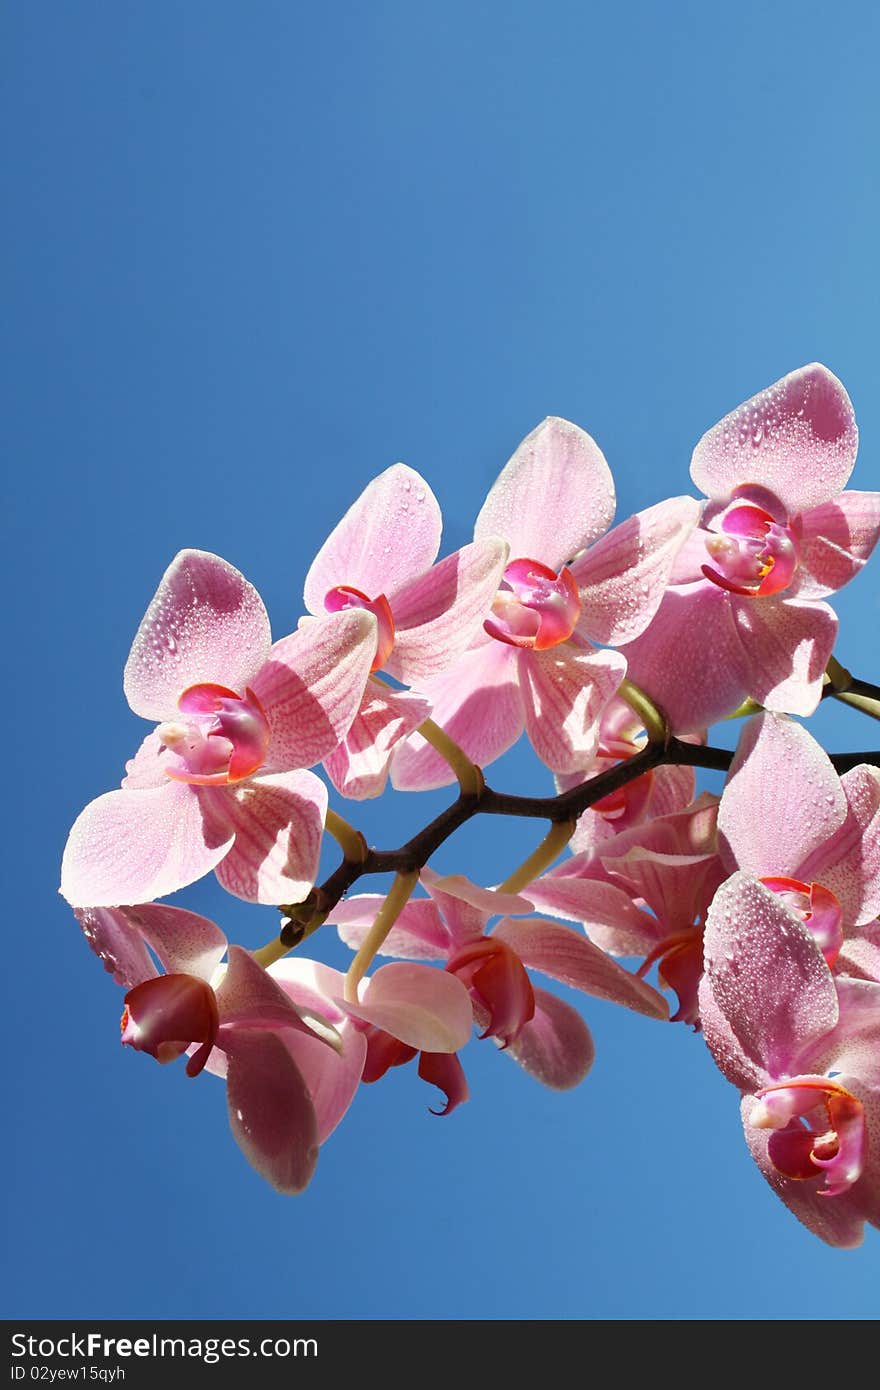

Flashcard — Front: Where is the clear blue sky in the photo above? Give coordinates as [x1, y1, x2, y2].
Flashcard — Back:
[3, 1, 879, 1319]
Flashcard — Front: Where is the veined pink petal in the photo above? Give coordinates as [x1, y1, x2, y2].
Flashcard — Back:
[492, 918, 669, 1019]
[420, 868, 534, 920]
[60, 780, 234, 907]
[341, 962, 473, 1052]
[323, 682, 430, 801]
[269, 959, 366, 1141]
[703, 873, 838, 1080]
[250, 609, 377, 770]
[811, 978, 880, 1086]
[390, 639, 523, 790]
[718, 713, 847, 877]
[383, 538, 509, 685]
[224, 1029, 319, 1194]
[107, 903, 228, 981]
[792, 492, 880, 599]
[732, 595, 837, 716]
[215, 946, 337, 1047]
[517, 645, 625, 773]
[474, 416, 616, 568]
[419, 869, 495, 949]
[206, 769, 327, 905]
[619, 583, 751, 735]
[122, 730, 170, 789]
[75, 907, 159, 989]
[124, 550, 272, 721]
[571, 497, 701, 645]
[523, 874, 657, 957]
[504, 988, 595, 1090]
[329, 895, 451, 961]
[690, 365, 858, 514]
[303, 463, 442, 614]
[803, 766, 880, 926]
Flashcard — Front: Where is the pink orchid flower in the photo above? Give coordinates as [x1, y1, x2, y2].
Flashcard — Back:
[699, 873, 880, 1248]
[61, 549, 377, 907]
[717, 712, 880, 973]
[328, 868, 669, 1092]
[621, 364, 880, 732]
[303, 464, 509, 798]
[389, 417, 700, 788]
[76, 902, 360, 1194]
[525, 796, 725, 1025]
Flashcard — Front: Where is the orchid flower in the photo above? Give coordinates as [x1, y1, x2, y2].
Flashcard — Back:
[61, 549, 376, 906]
[700, 873, 880, 1247]
[390, 417, 700, 788]
[303, 464, 508, 797]
[621, 364, 880, 731]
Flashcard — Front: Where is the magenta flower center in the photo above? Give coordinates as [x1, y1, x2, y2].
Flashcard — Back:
[324, 585, 395, 671]
[121, 973, 220, 1077]
[157, 683, 271, 786]
[702, 503, 799, 597]
[759, 876, 843, 967]
[483, 557, 581, 651]
[750, 1077, 864, 1197]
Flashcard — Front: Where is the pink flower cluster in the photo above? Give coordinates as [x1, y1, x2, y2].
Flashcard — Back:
[61, 364, 880, 1246]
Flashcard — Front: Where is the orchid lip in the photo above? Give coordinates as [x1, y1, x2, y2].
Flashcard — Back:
[750, 1077, 864, 1197]
[324, 585, 395, 671]
[701, 503, 799, 598]
[158, 683, 271, 787]
[759, 876, 843, 967]
[483, 557, 581, 651]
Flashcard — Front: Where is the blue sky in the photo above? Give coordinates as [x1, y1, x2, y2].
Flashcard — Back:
[3, 2, 880, 1319]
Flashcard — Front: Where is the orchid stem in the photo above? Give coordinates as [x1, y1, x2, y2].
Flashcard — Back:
[324, 807, 368, 862]
[417, 717, 485, 797]
[617, 678, 668, 745]
[252, 936, 293, 969]
[344, 869, 420, 1003]
[825, 656, 880, 723]
[497, 818, 577, 894]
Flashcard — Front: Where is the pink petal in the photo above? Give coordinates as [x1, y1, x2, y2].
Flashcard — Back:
[523, 873, 657, 957]
[123, 550, 271, 721]
[206, 770, 327, 905]
[517, 645, 625, 773]
[690, 364, 858, 514]
[806, 766, 880, 926]
[421, 868, 534, 921]
[418, 1052, 469, 1115]
[474, 416, 616, 568]
[328, 895, 451, 961]
[224, 1029, 319, 1194]
[419, 869, 494, 949]
[383, 539, 509, 685]
[107, 903, 227, 981]
[390, 639, 523, 790]
[341, 962, 473, 1052]
[492, 917, 669, 1019]
[703, 873, 838, 1078]
[619, 583, 751, 735]
[268, 959, 366, 1139]
[60, 781, 234, 907]
[303, 464, 442, 614]
[504, 987, 595, 1090]
[74, 907, 159, 989]
[251, 610, 377, 770]
[793, 491, 880, 599]
[732, 596, 837, 716]
[122, 731, 170, 790]
[571, 497, 701, 645]
[322, 682, 430, 801]
[215, 945, 336, 1045]
[813, 978, 880, 1086]
[718, 713, 847, 877]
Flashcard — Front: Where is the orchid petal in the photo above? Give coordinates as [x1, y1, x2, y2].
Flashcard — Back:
[384, 538, 509, 685]
[718, 713, 846, 877]
[474, 416, 616, 568]
[60, 781, 234, 907]
[418, 1052, 469, 1116]
[123, 550, 271, 721]
[517, 645, 625, 773]
[206, 770, 327, 905]
[793, 492, 880, 599]
[323, 682, 430, 801]
[215, 946, 338, 1047]
[303, 464, 442, 614]
[269, 959, 366, 1141]
[523, 873, 657, 957]
[329, 895, 451, 961]
[492, 917, 669, 1019]
[504, 988, 595, 1090]
[250, 610, 376, 770]
[801, 765, 880, 926]
[390, 639, 523, 790]
[732, 596, 837, 716]
[224, 1029, 319, 1194]
[74, 907, 159, 989]
[108, 903, 227, 981]
[690, 365, 858, 514]
[571, 497, 701, 645]
[341, 962, 473, 1052]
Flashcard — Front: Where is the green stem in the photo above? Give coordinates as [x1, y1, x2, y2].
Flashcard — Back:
[416, 717, 485, 797]
[344, 869, 420, 1003]
[324, 807, 368, 863]
[617, 678, 669, 745]
[498, 819, 577, 894]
